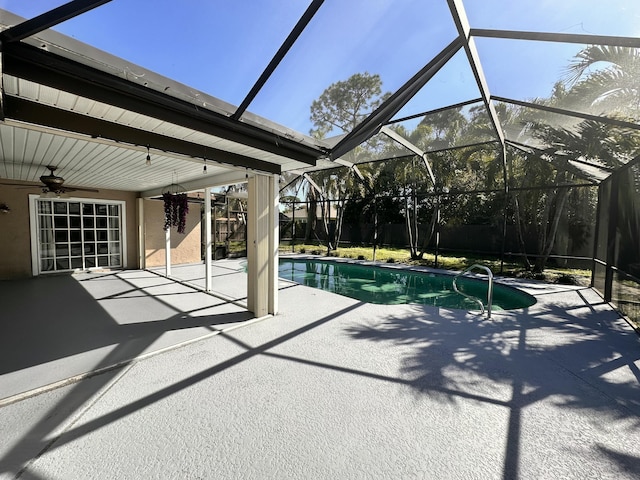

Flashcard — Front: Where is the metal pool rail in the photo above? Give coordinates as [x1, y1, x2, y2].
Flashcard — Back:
[452, 264, 494, 318]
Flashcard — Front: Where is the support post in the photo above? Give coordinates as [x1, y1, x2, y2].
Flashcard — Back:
[204, 187, 213, 292]
[435, 194, 441, 268]
[247, 174, 276, 316]
[247, 175, 270, 317]
[137, 197, 146, 269]
[165, 223, 171, 277]
[0, 49, 5, 121]
[604, 174, 619, 301]
[291, 198, 296, 252]
[268, 174, 279, 315]
[500, 142, 509, 274]
[591, 182, 604, 288]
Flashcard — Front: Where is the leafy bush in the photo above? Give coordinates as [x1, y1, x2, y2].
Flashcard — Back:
[555, 273, 580, 285]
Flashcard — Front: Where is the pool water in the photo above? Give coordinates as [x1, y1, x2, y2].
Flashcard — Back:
[279, 258, 536, 311]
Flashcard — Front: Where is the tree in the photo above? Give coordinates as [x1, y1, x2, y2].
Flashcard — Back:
[393, 106, 503, 259]
[563, 46, 640, 120]
[310, 72, 391, 139]
[560, 47, 640, 276]
[305, 73, 392, 250]
[504, 45, 640, 273]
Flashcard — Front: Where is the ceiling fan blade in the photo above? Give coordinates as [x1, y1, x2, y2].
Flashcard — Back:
[0, 180, 41, 188]
[0, 181, 99, 193]
[62, 186, 100, 193]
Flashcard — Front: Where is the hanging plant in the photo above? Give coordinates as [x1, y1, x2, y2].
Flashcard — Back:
[176, 193, 189, 234]
[171, 194, 180, 229]
[162, 192, 173, 231]
[162, 192, 189, 234]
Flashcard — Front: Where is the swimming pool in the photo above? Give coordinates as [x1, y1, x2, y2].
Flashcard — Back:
[278, 258, 536, 311]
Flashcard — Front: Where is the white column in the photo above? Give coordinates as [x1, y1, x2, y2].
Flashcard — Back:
[268, 174, 279, 315]
[165, 224, 171, 277]
[247, 174, 272, 317]
[204, 187, 213, 292]
[137, 197, 146, 270]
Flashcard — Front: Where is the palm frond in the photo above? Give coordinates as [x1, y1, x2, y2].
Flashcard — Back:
[564, 45, 639, 86]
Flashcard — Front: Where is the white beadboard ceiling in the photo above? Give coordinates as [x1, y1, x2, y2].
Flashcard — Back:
[0, 76, 314, 195]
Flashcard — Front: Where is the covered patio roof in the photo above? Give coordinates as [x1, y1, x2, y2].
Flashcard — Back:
[0, 6, 326, 195]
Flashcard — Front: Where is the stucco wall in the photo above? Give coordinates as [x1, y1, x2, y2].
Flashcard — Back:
[0, 185, 32, 279]
[0, 186, 202, 279]
[0, 183, 138, 279]
[143, 199, 202, 268]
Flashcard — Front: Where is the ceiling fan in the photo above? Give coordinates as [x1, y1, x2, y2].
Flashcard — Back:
[0, 165, 98, 194]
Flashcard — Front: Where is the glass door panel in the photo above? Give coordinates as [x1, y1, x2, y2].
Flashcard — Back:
[35, 199, 124, 274]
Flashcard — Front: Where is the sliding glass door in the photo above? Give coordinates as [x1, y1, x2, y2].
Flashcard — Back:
[30, 196, 126, 274]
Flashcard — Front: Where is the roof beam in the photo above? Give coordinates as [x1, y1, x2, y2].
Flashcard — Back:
[0, 0, 111, 44]
[505, 139, 613, 182]
[618, 153, 640, 173]
[506, 141, 615, 174]
[334, 158, 365, 182]
[140, 170, 250, 198]
[279, 173, 303, 194]
[2, 42, 322, 165]
[330, 37, 463, 160]
[379, 126, 436, 186]
[470, 28, 640, 48]
[302, 173, 324, 199]
[493, 95, 640, 131]
[447, 0, 505, 145]
[4, 96, 281, 175]
[233, 0, 324, 120]
[290, 140, 501, 175]
[387, 97, 483, 126]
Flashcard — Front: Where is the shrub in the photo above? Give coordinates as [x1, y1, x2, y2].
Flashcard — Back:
[555, 273, 579, 285]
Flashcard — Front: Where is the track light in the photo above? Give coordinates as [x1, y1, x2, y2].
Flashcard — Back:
[146, 145, 151, 166]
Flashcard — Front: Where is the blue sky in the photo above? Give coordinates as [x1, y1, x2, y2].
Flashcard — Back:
[1, 0, 639, 136]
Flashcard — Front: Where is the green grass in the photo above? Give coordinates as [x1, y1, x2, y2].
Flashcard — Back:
[279, 243, 592, 285]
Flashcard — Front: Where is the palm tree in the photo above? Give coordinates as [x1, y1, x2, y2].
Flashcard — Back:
[517, 45, 640, 272]
[563, 45, 640, 119]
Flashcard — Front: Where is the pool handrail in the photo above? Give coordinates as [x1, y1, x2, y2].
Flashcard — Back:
[452, 264, 494, 319]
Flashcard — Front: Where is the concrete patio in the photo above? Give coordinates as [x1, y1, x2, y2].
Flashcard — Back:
[1, 261, 639, 479]
[0, 260, 253, 401]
